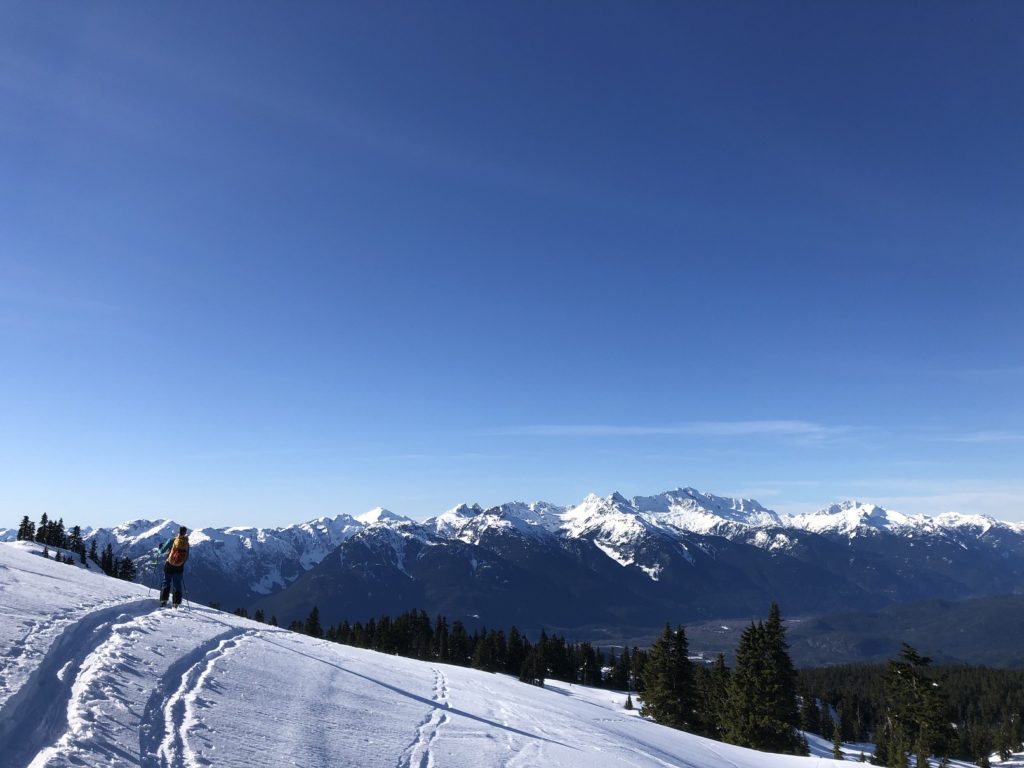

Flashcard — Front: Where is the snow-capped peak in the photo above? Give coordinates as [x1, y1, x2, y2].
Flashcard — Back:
[632, 487, 783, 534]
[427, 501, 565, 543]
[355, 507, 410, 526]
[787, 500, 916, 536]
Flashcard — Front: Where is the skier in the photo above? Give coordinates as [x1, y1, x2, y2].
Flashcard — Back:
[159, 526, 190, 608]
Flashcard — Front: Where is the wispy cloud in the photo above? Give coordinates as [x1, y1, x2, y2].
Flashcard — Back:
[951, 431, 1024, 444]
[182, 448, 328, 461]
[360, 453, 507, 463]
[493, 420, 848, 441]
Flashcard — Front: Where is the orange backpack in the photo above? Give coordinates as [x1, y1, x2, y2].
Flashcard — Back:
[167, 535, 190, 567]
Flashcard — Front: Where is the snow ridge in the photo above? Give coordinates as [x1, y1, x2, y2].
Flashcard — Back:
[39, 487, 1024, 590]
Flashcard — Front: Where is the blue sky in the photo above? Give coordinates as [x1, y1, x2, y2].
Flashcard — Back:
[2, 2, 1023, 528]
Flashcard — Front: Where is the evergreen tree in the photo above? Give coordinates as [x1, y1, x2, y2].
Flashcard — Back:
[833, 720, 844, 759]
[609, 645, 633, 691]
[36, 513, 49, 544]
[801, 694, 823, 735]
[434, 615, 450, 662]
[449, 621, 470, 666]
[997, 715, 1016, 761]
[270, 615, 278, 627]
[625, 694, 634, 710]
[117, 556, 137, 581]
[88, 539, 98, 564]
[764, 603, 802, 747]
[305, 606, 323, 638]
[874, 644, 950, 767]
[505, 625, 526, 674]
[100, 543, 115, 576]
[724, 605, 805, 755]
[16, 515, 35, 541]
[694, 652, 731, 739]
[640, 623, 694, 731]
[41, 545, 49, 559]
[67, 525, 84, 559]
[519, 645, 546, 687]
[254, 609, 265, 623]
[52, 518, 67, 549]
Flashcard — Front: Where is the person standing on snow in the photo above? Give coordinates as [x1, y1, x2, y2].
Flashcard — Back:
[159, 526, 190, 608]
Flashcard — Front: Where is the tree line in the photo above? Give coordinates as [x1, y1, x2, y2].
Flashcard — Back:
[278, 605, 629, 691]
[798, 648, 1024, 766]
[16, 513, 137, 581]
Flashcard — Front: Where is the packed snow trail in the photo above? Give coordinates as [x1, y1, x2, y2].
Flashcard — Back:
[138, 627, 252, 768]
[398, 667, 451, 768]
[0, 599, 152, 767]
[2, 541, 1019, 768]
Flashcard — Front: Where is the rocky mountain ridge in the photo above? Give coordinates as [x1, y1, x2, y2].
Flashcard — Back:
[12, 488, 1023, 631]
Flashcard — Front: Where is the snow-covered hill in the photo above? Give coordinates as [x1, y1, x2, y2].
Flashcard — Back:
[80, 513, 365, 607]
[4, 540, 1019, 768]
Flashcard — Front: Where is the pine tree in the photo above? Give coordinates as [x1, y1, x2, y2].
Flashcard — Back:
[625, 694, 634, 710]
[254, 609, 265, 623]
[117, 557, 137, 581]
[875, 644, 950, 767]
[88, 539, 98, 565]
[505, 625, 526, 674]
[67, 526, 84, 559]
[434, 615, 450, 662]
[640, 623, 694, 731]
[52, 518, 67, 549]
[694, 652, 731, 739]
[100, 543, 114, 576]
[833, 719, 844, 759]
[304, 606, 323, 638]
[270, 615, 278, 627]
[801, 694, 823, 735]
[16, 515, 34, 541]
[519, 645, 546, 687]
[764, 603, 802, 751]
[36, 513, 49, 543]
[449, 621, 470, 666]
[724, 605, 805, 755]
[41, 545, 49, 559]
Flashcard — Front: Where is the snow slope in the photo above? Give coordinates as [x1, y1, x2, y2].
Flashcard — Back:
[2, 539, 979, 768]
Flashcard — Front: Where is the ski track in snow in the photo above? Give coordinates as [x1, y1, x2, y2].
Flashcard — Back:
[397, 667, 451, 768]
[144, 628, 255, 768]
[0, 599, 153, 768]
[4, 543, 1023, 768]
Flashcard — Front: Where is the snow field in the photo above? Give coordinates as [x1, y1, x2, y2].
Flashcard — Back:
[2, 540, 1020, 768]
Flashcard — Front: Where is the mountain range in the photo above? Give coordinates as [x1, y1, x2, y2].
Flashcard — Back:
[9, 487, 1024, 643]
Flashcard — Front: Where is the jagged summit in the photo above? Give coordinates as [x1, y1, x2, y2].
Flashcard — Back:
[785, 500, 1005, 537]
[40, 486, 1024, 614]
[427, 500, 565, 543]
[633, 487, 783, 532]
[355, 507, 411, 526]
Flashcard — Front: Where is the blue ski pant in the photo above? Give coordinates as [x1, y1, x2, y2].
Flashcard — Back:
[161, 570, 183, 601]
